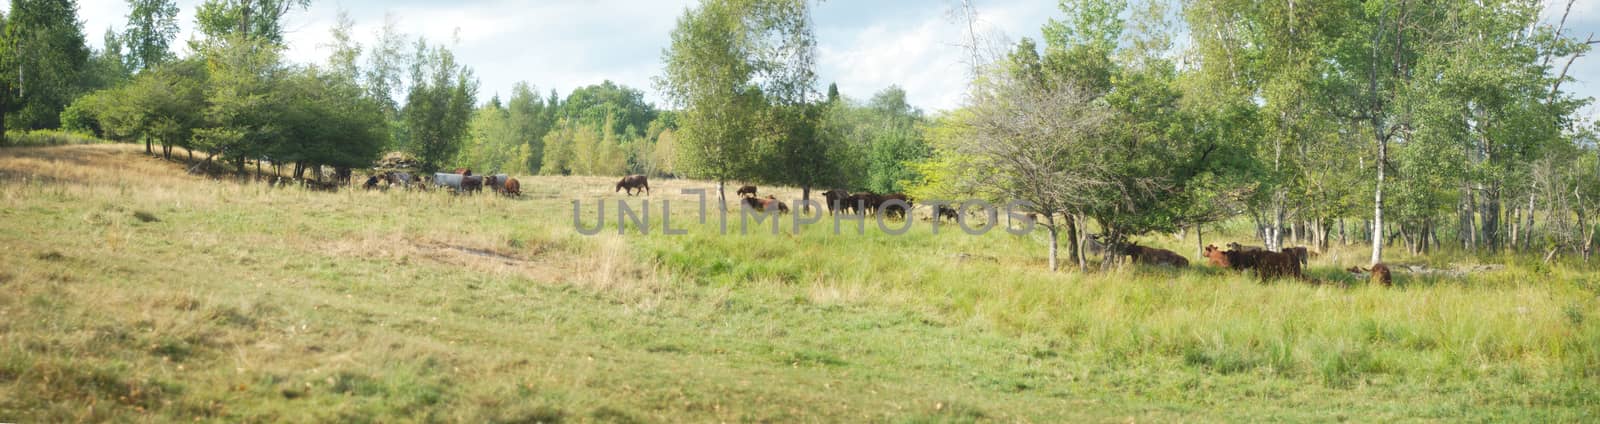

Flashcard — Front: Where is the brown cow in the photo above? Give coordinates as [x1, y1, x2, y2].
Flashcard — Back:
[1282, 246, 1309, 266]
[616, 175, 650, 196]
[1252, 250, 1303, 282]
[846, 192, 881, 215]
[454, 168, 472, 177]
[737, 185, 758, 198]
[460, 175, 484, 193]
[1203, 244, 1231, 268]
[1123, 243, 1190, 268]
[1221, 249, 1260, 272]
[1370, 263, 1392, 286]
[499, 178, 521, 197]
[742, 195, 789, 214]
[934, 204, 960, 222]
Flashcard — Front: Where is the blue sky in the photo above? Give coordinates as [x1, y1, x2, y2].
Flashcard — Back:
[37, 0, 1600, 120]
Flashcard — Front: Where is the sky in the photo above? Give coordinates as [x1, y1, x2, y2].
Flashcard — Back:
[18, 0, 1600, 119]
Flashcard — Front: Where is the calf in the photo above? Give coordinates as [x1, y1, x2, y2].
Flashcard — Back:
[1203, 244, 1231, 268]
[737, 185, 758, 198]
[1252, 251, 1303, 282]
[934, 204, 960, 222]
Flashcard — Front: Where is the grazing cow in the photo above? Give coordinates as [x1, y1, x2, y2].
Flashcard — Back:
[1227, 242, 1264, 252]
[363, 175, 381, 190]
[500, 178, 521, 197]
[483, 174, 510, 192]
[1220, 249, 1262, 273]
[737, 185, 758, 198]
[461, 175, 485, 193]
[821, 189, 850, 215]
[1203, 244, 1231, 268]
[934, 204, 960, 222]
[1123, 243, 1190, 268]
[879, 193, 912, 219]
[1282, 246, 1309, 266]
[616, 175, 650, 196]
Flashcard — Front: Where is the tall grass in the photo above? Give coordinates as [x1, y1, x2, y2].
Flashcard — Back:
[1, 129, 107, 147]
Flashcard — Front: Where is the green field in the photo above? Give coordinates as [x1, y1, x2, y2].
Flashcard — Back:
[2, 144, 1598, 422]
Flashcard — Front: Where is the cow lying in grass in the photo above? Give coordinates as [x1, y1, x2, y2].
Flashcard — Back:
[1205, 244, 1311, 283]
[1346, 264, 1393, 287]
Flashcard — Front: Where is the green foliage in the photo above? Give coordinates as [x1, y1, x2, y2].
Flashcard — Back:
[193, 0, 310, 45]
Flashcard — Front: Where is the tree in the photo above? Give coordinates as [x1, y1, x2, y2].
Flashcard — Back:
[2, 0, 91, 133]
[920, 70, 1112, 271]
[660, 0, 813, 207]
[190, 35, 283, 173]
[402, 39, 476, 173]
[122, 0, 178, 73]
[507, 82, 553, 174]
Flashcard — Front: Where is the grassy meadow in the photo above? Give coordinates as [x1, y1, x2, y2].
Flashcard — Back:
[1, 144, 1598, 422]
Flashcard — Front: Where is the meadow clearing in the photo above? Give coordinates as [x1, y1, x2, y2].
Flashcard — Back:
[1, 144, 1598, 422]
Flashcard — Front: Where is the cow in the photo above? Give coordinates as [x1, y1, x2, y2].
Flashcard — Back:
[1203, 244, 1231, 268]
[1226, 242, 1265, 252]
[616, 175, 650, 196]
[363, 175, 381, 191]
[879, 193, 912, 219]
[1123, 243, 1190, 268]
[742, 195, 789, 214]
[1220, 248, 1262, 273]
[821, 189, 850, 215]
[483, 174, 510, 192]
[500, 178, 521, 197]
[1347, 264, 1394, 287]
[1282, 246, 1310, 266]
[934, 204, 960, 222]
[454, 168, 473, 177]
[1252, 250, 1303, 282]
[737, 185, 758, 198]
[847, 192, 881, 215]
